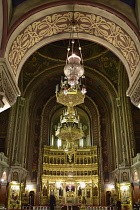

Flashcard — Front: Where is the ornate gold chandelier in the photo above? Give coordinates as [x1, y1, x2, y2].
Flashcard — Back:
[55, 106, 84, 142]
[56, 39, 87, 107]
[64, 141, 77, 163]
[55, 24, 87, 156]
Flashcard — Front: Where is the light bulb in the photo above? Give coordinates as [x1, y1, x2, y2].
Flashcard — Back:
[63, 88, 68, 95]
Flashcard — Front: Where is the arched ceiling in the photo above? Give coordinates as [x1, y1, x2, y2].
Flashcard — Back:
[0, 0, 138, 111]
[20, 39, 121, 111]
[11, 0, 134, 114]
[7, 3, 139, 82]
[22, 40, 119, 88]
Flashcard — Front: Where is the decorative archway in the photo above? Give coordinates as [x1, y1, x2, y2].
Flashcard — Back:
[1, 2, 140, 111]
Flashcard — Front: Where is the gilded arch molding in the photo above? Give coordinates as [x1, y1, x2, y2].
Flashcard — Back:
[6, 4, 140, 78]
[4, 3, 140, 108]
[9, 10, 139, 77]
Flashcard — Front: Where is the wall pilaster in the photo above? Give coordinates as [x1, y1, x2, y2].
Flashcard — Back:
[6, 97, 29, 168]
[112, 98, 122, 168]
[117, 64, 134, 167]
[127, 69, 140, 108]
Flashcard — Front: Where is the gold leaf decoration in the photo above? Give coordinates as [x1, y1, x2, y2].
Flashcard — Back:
[8, 11, 139, 76]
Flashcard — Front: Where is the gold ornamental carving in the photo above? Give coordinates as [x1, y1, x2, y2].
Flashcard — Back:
[55, 126, 84, 141]
[56, 88, 85, 107]
[8, 12, 139, 76]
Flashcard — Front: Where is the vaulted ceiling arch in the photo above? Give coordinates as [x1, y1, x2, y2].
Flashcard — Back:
[6, 2, 140, 84]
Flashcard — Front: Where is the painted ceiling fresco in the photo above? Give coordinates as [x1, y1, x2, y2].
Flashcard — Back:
[22, 40, 120, 93]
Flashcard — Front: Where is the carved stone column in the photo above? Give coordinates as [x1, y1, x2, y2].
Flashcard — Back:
[112, 64, 134, 190]
[117, 64, 134, 167]
[0, 59, 20, 112]
[6, 97, 29, 168]
[112, 97, 122, 168]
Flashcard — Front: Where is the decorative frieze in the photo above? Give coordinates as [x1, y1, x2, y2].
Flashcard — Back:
[8, 11, 139, 77]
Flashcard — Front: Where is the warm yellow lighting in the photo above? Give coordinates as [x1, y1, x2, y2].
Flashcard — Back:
[79, 182, 85, 188]
[108, 184, 114, 190]
[11, 181, 18, 184]
[57, 139, 62, 147]
[56, 88, 85, 107]
[120, 185, 129, 191]
[25, 185, 34, 191]
[2, 171, 7, 181]
[79, 138, 84, 147]
[11, 185, 20, 189]
[56, 182, 62, 188]
[55, 107, 84, 142]
[68, 54, 81, 62]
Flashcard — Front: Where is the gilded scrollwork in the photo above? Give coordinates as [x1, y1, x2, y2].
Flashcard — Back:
[8, 12, 139, 76]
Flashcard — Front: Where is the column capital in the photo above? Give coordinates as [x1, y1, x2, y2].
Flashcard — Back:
[0, 59, 20, 112]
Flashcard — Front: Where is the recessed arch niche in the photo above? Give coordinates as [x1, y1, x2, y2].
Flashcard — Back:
[6, 3, 140, 84]
[41, 97, 100, 148]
